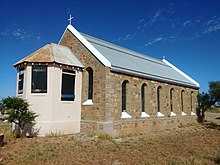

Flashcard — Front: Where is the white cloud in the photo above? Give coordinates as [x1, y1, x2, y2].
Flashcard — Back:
[0, 29, 10, 36]
[169, 3, 175, 15]
[145, 37, 162, 46]
[202, 16, 220, 34]
[153, 10, 161, 20]
[144, 36, 177, 47]
[117, 4, 220, 46]
[36, 35, 41, 40]
[203, 23, 220, 34]
[0, 23, 41, 41]
[148, 10, 162, 26]
[164, 36, 177, 42]
[139, 18, 144, 23]
[117, 33, 132, 42]
[196, 19, 201, 23]
[204, 16, 220, 26]
[182, 20, 192, 26]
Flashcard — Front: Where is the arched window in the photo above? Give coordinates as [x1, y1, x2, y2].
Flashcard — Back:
[157, 86, 162, 112]
[190, 91, 193, 112]
[141, 83, 147, 112]
[170, 88, 174, 112]
[86, 67, 93, 100]
[181, 90, 184, 112]
[122, 80, 128, 112]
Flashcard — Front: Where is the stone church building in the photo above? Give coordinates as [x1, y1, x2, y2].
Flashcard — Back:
[14, 24, 200, 136]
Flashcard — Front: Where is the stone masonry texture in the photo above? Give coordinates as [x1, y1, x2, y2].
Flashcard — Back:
[60, 30, 199, 135]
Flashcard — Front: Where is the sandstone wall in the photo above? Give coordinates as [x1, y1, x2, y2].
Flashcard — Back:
[60, 30, 109, 121]
[60, 30, 199, 135]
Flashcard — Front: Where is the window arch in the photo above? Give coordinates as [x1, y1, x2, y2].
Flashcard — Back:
[86, 67, 93, 100]
[157, 86, 162, 112]
[190, 91, 193, 112]
[122, 80, 129, 112]
[181, 90, 184, 112]
[170, 88, 174, 112]
[141, 83, 147, 112]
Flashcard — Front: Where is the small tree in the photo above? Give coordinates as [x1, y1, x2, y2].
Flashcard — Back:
[197, 92, 214, 122]
[209, 81, 220, 102]
[197, 81, 219, 122]
[0, 97, 38, 137]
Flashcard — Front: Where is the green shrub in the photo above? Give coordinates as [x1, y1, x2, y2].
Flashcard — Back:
[0, 97, 38, 137]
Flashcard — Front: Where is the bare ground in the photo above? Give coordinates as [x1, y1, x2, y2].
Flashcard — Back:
[205, 111, 220, 124]
[0, 113, 219, 165]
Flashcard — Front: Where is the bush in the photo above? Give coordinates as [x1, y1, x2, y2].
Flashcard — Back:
[0, 97, 38, 137]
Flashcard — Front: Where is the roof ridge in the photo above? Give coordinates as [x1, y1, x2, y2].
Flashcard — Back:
[50, 43, 55, 63]
[81, 33, 165, 66]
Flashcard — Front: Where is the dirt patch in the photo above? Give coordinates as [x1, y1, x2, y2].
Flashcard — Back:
[0, 123, 219, 164]
[205, 111, 220, 125]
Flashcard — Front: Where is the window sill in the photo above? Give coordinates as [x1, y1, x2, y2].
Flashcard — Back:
[82, 99, 93, 106]
[121, 111, 132, 119]
[157, 112, 165, 117]
[18, 91, 23, 94]
[170, 112, 177, 117]
[141, 112, 150, 118]
[191, 111, 196, 116]
[31, 93, 47, 96]
[182, 111, 187, 116]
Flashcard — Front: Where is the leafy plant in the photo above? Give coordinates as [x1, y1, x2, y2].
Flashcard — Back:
[197, 92, 214, 122]
[97, 132, 113, 141]
[0, 97, 38, 137]
[209, 81, 220, 102]
[197, 81, 219, 122]
[46, 131, 63, 137]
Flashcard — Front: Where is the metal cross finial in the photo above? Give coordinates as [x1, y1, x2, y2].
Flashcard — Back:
[68, 15, 73, 25]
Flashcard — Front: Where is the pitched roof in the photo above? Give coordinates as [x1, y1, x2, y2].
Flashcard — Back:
[82, 33, 200, 88]
[60, 25, 199, 88]
[14, 43, 83, 68]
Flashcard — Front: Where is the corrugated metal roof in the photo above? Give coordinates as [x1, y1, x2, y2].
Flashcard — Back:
[14, 43, 83, 68]
[82, 33, 198, 88]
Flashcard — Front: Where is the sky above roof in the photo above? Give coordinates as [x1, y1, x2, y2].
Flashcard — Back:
[0, 0, 220, 98]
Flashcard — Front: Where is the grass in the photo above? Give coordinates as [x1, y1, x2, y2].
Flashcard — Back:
[97, 132, 113, 141]
[0, 122, 15, 142]
[208, 107, 220, 113]
[204, 121, 220, 129]
[0, 123, 219, 164]
[45, 131, 63, 138]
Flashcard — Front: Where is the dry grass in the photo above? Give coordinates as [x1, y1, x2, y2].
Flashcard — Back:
[0, 123, 15, 142]
[0, 123, 219, 165]
[209, 107, 220, 113]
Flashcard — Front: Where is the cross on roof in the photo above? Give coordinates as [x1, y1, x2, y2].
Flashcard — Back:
[68, 15, 73, 25]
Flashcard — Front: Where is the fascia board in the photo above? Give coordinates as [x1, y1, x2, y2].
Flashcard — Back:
[63, 25, 111, 68]
[162, 59, 200, 88]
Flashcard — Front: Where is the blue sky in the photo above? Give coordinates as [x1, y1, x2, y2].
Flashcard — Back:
[0, 0, 220, 98]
